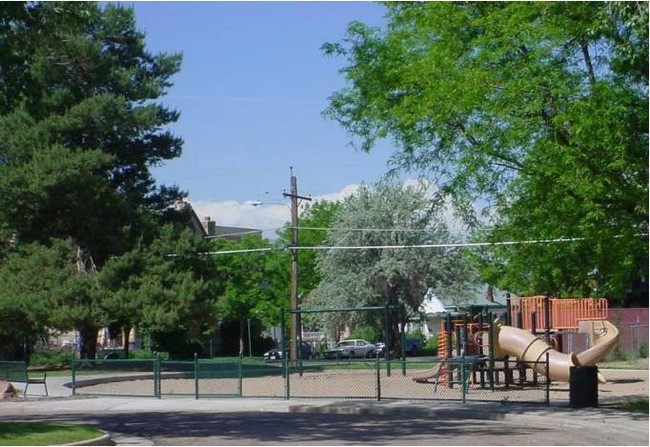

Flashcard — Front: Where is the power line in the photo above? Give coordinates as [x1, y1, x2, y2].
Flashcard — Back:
[189, 233, 647, 256]
[295, 226, 454, 233]
[205, 230, 263, 239]
[200, 247, 275, 256]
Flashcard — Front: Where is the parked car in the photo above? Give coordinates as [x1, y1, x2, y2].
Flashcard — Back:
[324, 339, 377, 359]
[404, 338, 424, 356]
[262, 348, 284, 362]
[370, 340, 423, 357]
[263, 342, 314, 362]
[99, 348, 127, 360]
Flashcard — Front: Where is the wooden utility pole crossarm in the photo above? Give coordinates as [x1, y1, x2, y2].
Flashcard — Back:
[282, 168, 311, 364]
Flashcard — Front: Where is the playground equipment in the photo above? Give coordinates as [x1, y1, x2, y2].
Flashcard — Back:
[492, 319, 618, 383]
[412, 296, 620, 386]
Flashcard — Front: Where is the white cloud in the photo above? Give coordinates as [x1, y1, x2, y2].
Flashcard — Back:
[189, 184, 362, 239]
[310, 184, 362, 203]
[189, 180, 471, 240]
[190, 200, 288, 239]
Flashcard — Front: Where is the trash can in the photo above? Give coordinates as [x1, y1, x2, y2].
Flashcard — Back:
[569, 366, 598, 408]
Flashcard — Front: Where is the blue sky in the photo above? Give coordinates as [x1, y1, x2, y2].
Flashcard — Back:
[128, 2, 395, 235]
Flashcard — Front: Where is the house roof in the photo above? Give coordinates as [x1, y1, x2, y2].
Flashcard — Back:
[420, 285, 507, 316]
[175, 201, 262, 241]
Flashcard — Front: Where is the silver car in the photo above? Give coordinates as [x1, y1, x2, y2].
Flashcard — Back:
[324, 339, 377, 359]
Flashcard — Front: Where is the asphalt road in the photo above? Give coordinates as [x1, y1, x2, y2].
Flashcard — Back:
[2, 398, 648, 446]
[2, 372, 648, 446]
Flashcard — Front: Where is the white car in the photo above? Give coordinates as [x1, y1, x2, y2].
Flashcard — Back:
[324, 339, 377, 359]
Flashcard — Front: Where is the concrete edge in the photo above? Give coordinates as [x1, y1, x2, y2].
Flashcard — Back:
[65, 432, 112, 446]
[288, 401, 515, 420]
[288, 399, 648, 424]
[63, 371, 193, 389]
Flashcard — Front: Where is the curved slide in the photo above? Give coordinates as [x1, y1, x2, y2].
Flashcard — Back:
[412, 319, 619, 384]
[493, 319, 619, 383]
[412, 363, 443, 383]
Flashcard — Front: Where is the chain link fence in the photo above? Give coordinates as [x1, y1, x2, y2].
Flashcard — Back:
[71, 359, 157, 397]
[70, 355, 550, 404]
[561, 321, 649, 367]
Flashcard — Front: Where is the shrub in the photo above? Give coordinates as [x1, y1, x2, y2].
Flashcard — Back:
[605, 346, 630, 362]
[28, 349, 75, 369]
[421, 335, 439, 356]
[638, 343, 648, 359]
[348, 326, 378, 342]
[405, 330, 425, 341]
[128, 349, 170, 360]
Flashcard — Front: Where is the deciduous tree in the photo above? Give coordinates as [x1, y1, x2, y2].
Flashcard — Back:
[211, 235, 287, 356]
[323, 2, 648, 304]
[310, 181, 477, 354]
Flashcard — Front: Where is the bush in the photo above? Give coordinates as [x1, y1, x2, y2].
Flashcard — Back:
[28, 348, 75, 369]
[128, 349, 170, 360]
[348, 326, 378, 342]
[421, 335, 438, 356]
[405, 330, 425, 341]
[605, 346, 630, 362]
[638, 343, 648, 359]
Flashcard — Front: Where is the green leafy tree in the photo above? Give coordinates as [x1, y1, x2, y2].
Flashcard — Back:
[0, 3, 184, 356]
[127, 225, 222, 360]
[277, 200, 341, 296]
[98, 242, 148, 359]
[310, 180, 477, 354]
[212, 235, 287, 355]
[323, 2, 648, 304]
[0, 240, 80, 359]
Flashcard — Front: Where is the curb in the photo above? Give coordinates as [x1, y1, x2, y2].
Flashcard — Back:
[64, 431, 154, 446]
[66, 433, 112, 446]
[288, 401, 517, 420]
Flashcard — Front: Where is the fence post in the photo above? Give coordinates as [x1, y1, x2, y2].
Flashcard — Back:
[385, 302, 391, 377]
[400, 304, 407, 377]
[154, 354, 161, 399]
[284, 354, 290, 400]
[461, 353, 466, 404]
[633, 317, 639, 365]
[376, 354, 381, 401]
[194, 353, 199, 400]
[545, 352, 550, 406]
[71, 358, 76, 396]
[488, 315, 495, 391]
[281, 307, 290, 399]
[238, 354, 243, 397]
[297, 306, 303, 377]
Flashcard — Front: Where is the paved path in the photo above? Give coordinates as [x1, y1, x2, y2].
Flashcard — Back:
[1, 375, 647, 445]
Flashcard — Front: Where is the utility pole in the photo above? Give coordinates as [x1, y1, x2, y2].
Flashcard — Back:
[283, 168, 311, 364]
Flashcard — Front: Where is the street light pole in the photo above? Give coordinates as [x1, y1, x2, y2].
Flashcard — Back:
[283, 168, 311, 364]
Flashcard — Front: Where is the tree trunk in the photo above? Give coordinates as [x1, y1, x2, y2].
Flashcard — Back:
[581, 41, 596, 85]
[123, 326, 131, 359]
[79, 324, 99, 359]
[75, 245, 99, 360]
[239, 316, 245, 356]
[386, 286, 403, 358]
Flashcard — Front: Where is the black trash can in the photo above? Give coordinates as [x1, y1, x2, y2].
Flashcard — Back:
[569, 366, 598, 408]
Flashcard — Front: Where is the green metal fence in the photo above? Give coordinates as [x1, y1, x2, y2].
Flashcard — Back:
[70, 354, 550, 404]
[71, 358, 157, 397]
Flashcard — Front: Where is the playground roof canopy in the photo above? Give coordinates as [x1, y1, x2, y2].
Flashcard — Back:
[421, 285, 508, 316]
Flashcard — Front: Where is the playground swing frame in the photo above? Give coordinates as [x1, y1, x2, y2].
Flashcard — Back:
[279, 304, 413, 372]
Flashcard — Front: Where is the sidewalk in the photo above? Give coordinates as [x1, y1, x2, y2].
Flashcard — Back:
[2, 374, 648, 446]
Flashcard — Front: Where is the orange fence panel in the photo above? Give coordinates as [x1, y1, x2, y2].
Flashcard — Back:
[509, 296, 608, 331]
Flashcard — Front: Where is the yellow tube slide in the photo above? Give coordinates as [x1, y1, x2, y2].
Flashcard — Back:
[493, 320, 619, 383]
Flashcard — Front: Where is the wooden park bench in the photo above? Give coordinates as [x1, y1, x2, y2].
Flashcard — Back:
[0, 361, 48, 396]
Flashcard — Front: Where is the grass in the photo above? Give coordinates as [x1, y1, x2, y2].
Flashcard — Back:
[598, 357, 649, 370]
[0, 422, 103, 446]
[612, 400, 649, 414]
